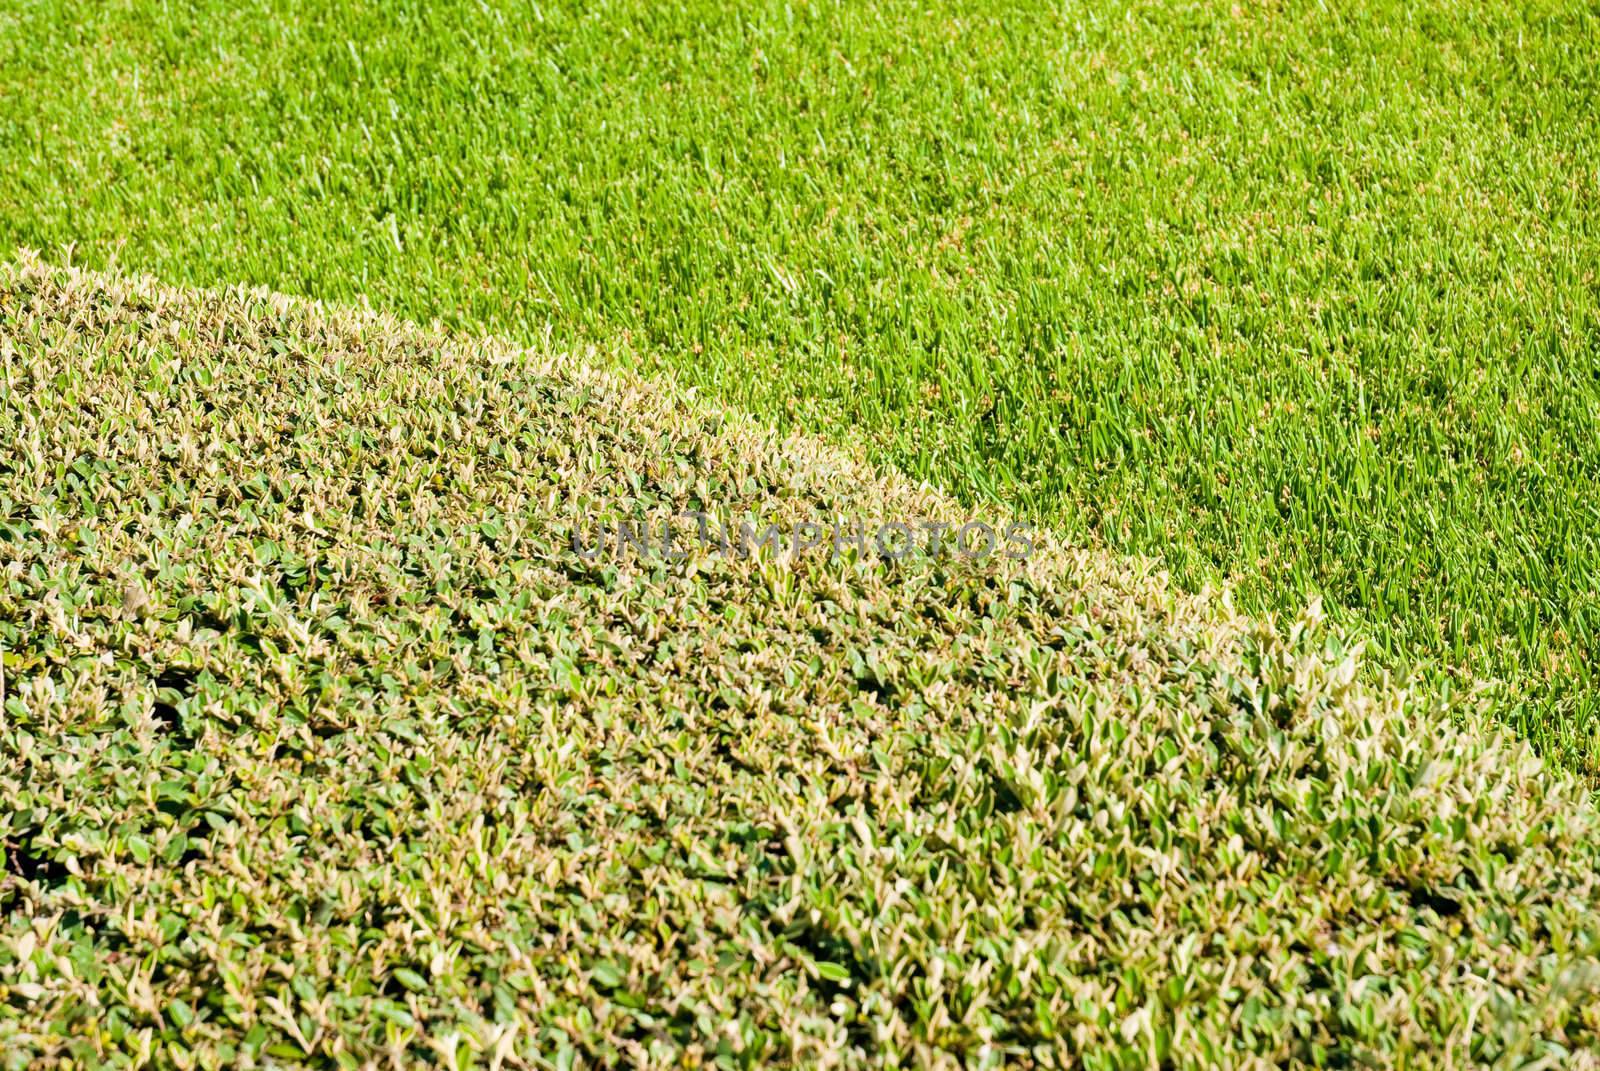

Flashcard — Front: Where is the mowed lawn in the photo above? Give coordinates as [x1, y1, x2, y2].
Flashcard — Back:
[2, 0, 1598, 766]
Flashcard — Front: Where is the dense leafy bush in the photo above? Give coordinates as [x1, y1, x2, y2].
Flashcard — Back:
[2, 259, 1597, 1067]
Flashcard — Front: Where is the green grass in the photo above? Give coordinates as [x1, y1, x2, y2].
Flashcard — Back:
[2, 0, 1599, 767]
[4, 258, 1599, 1066]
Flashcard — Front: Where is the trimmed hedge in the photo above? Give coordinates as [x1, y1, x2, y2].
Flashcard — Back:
[2, 256, 1597, 1068]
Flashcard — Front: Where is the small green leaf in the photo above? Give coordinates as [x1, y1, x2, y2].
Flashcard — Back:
[392, 967, 428, 992]
[814, 961, 852, 983]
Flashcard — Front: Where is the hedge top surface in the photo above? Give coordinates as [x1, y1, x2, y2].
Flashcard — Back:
[2, 255, 1598, 1068]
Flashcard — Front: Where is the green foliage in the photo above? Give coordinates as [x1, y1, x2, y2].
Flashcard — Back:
[2, 259, 1598, 1067]
[2, 0, 1599, 767]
